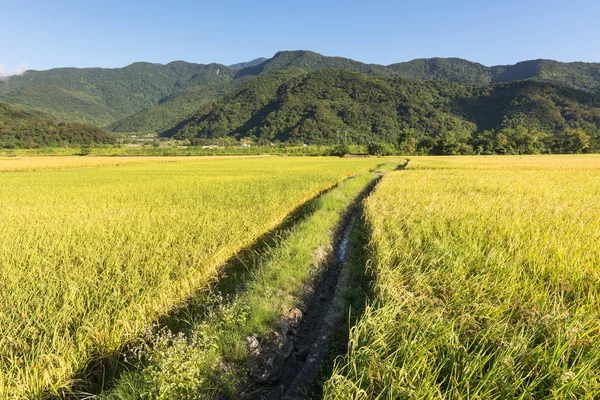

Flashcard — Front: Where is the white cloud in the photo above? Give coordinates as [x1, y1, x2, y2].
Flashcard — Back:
[0, 63, 28, 79]
[15, 63, 27, 75]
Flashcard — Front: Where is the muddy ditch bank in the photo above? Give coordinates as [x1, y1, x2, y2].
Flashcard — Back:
[247, 178, 381, 400]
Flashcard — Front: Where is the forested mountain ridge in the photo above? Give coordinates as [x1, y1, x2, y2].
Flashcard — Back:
[0, 102, 115, 148]
[107, 82, 238, 133]
[0, 61, 235, 127]
[169, 69, 600, 154]
[228, 58, 268, 70]
[233, 51, 390, 78]
[1, 50, 600, 135]
[237, 51, 600, 92]
[120, 53, 600, 133]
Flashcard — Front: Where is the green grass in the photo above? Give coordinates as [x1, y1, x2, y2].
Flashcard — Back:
[0, 156, 384, 398]
[324, 155, 600, 399]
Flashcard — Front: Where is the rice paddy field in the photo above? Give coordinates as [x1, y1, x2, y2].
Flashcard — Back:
[4, 154, 600, 399]
[325, 155, 600, 399]
[0, 156, 383, 398]
[0, 155, 184, 172]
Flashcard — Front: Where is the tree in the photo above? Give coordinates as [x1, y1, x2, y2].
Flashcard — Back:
[367, 142, 394, 156]
[433, 130, 473, 155]
[552, 129, 591, 153]
[397, 129, 418, 154]
[331, 144, 351, 157]
[79, 143, 93, 156]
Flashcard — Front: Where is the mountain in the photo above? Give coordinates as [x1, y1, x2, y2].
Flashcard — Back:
[111, 52, 600, 134]
[169, 69, 600, 154]
[0, 61, 236, 127]
[235, 51, 600, 93]
[120, 52, 600, 134]
[388, 58, 495, 84]
[0, 102, 115, 148]
[234, 51, 390, 78]
[228, 58, 268, 70]
[2, 50, 600, 134]
[389, 58, 600, 92]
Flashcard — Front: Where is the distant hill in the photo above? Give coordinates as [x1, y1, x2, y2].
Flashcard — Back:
[389, 58, 600, 92]
[228, 58, 268, 70]
[234, 51, 389, 78]
[169, 69, 600, 154]
[0, 61, 235, 127]
[1, 50, 600, 135]
[0, 102, 115, 148]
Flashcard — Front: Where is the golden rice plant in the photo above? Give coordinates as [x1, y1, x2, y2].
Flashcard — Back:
[325, 155, 600, 399]
[0, 156, 381, 398]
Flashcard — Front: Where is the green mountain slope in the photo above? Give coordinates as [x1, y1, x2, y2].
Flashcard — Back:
[236, 51, 600, 93]
[170, 69, 600, 154]
[228, 58, 268, 70]
[108, 82, 237, 133]
[116, 52, 600, 134]
[527, 60, 600, 93]
[0, 102, 115, 148]
[388, 58, 496, 84]
[234, 50, 390, 78]
[0, 61, 235, 127]
[2, 50, 600, 134]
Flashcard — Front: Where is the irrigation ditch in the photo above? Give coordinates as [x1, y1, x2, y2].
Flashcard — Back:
[249, 218, 361, 399]
[61, 176, 352, 399]
[246, 161, 408, 399]
[246, 178, 381, 400]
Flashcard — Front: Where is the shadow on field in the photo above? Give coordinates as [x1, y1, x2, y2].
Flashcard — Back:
[59, 178, 350, 399]
[398, 158, 410, 170]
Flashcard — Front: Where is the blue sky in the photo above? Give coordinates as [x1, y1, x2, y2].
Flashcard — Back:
[0, 0, 598, 74]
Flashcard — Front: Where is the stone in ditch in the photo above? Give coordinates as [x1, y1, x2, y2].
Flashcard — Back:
[295, 345, 310, 363]
[281, 333, 294, 357]
[264, 330, 294, 358]
[246, 335, 259, 351]
[249, 345, 285, 383]
[285, 308, 303, 327]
